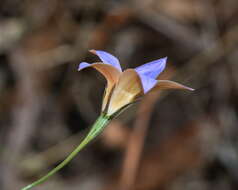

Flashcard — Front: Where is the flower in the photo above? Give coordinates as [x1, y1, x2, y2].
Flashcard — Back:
[78, 50, 194, 116]
[20, 50, 194, 190]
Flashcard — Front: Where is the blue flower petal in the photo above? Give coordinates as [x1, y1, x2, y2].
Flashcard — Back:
[78, 62, 91, 70]
[136, 72, 158, 93]
[135, 57, 167, 79]
[90, 50, 122, 72]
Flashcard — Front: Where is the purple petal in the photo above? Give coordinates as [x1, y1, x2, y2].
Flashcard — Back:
[135, 57, 167, 79]
[78, 62, 91, 70]
[90, 50, 122, 72]
[136, 72, 158, 93]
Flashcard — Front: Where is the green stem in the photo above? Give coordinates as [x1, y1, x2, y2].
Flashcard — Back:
[21, 113, 111, 190]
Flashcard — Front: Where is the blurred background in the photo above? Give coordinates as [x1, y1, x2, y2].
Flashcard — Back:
[1, 0, 238, 190]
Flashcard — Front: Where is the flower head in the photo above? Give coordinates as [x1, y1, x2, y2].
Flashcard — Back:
[78, 50, 194, 116]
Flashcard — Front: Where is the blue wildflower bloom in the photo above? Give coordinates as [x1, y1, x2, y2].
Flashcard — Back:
[79, 50, 194, 116]
[79, 50, 194, 115]
[20, 50, 194, 190]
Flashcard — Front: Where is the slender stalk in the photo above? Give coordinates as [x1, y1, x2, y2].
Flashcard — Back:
[21, 113, 111, 190]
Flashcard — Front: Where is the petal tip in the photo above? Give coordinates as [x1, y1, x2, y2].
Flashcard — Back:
[188, 87, 195, 91]
[89, 49, 97, 55]
[162, 56, 168, 62]
[160, 57, 167, 67]
[158, 57, 167, 65]
[135, 57, 168, 79]
[88, 50, 122, 72]
[182, 85, 195, 91]
[78, 62, 90, 71]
